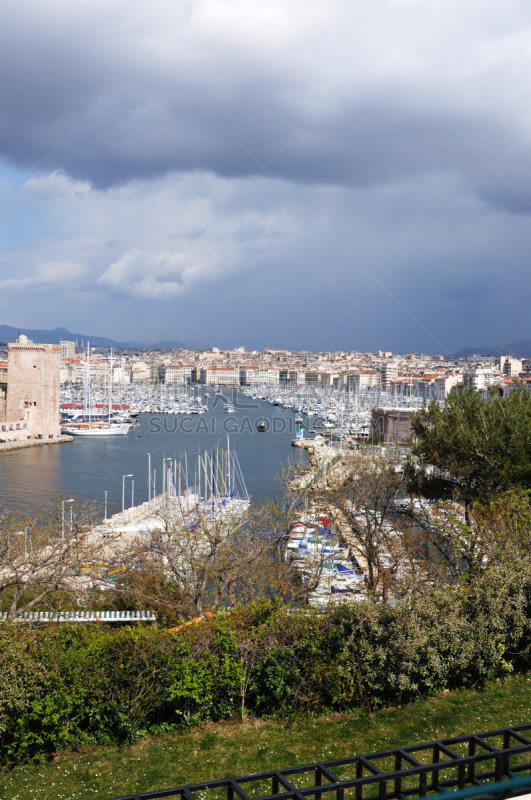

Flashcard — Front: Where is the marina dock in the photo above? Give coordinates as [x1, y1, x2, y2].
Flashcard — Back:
[0, 435, 74, 453]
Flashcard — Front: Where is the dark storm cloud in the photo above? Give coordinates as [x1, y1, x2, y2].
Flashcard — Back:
[0, 1, 527, 217]
[0, 67, 515, 198]
[2, 0, 531, 354]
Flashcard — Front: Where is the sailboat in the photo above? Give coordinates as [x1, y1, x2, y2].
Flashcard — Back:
[62, 347, 133, 436]
[159, 437, 250, 527]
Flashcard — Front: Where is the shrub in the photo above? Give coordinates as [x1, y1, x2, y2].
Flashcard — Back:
[1, 565, 531, 762]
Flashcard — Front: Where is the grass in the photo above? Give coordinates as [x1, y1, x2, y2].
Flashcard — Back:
[2, 674, 531, 800]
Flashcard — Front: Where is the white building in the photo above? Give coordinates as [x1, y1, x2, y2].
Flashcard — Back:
[131, 361, 150, 383]
[60, 340, 76, 359]
[496, 356, 522, 377]
[240, 368, 280, 386]
[200, 367, 240, 386]
[463, 367, 498, 390]
[164, 365, 193, 384]
[279, 369, 306, 385]
[348, 372, 379, 392]
[380, 363, 398, 389]
[432, 374, 463, 398]
[112, 367, 130, 385]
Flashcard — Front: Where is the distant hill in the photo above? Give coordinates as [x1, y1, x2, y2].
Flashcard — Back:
[0, 325, 191, 350]
[454, 340, 531, 359]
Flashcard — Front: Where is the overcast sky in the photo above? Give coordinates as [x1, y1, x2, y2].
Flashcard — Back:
[0, 0, 530, 353]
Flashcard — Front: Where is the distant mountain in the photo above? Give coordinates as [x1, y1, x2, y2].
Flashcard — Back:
[149, 339, 195, 349]
[454, 340, 531, 359]
[0, 325, 190, 350]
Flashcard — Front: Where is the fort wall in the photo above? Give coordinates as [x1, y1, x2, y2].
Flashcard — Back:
[371, 407, 418, 445]
[0, 337, 61, 443]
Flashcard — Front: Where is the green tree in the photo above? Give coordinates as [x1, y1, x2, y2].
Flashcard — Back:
[437, 488, 531, 579]
[409, 384, 531, 517]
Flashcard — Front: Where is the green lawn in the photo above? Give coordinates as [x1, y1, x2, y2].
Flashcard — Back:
[2, 675, 531, 800]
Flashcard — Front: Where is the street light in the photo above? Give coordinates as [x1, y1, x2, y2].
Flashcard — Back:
[147, 452, 152, 556]
[61, 499, 74, 541]
[147, 453, 151, 519]
[122, 474, 133, 524]
[163, 458, 172, 520]
[15, 529, 29, 556]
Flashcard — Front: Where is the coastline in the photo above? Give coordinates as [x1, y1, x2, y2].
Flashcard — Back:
[0, 435, 74, 454]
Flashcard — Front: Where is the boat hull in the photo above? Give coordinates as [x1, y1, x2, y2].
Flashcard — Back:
[61, 425, 131, 436]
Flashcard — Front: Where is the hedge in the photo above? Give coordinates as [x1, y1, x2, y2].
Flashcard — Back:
[1, 564, 531, 762]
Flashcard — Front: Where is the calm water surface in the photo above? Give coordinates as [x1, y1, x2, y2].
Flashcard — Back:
[0, 396, 307, 516]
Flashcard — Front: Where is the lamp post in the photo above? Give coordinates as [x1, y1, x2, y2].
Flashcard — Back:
[122, 475, 133, 525]
[163, 458, 172, 521]
[147, 453, 151, 519]
[15, 529, 29, 556]
[61, 499, 74, 541]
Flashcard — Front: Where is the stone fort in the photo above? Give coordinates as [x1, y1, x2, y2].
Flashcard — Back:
[0, 335, 61, 443]
[370, 406, 418, 445]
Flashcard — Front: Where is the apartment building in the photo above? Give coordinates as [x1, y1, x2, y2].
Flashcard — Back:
[279, 370, 307, 385]
[60, 339, 76, 359]
[199, 367, 240, 386]
[463, 367, 498, 390]
[240, 367, 280, 385]
[496, 356, 523, 377]
[348, 372, 379, 392]
[432, 374, 463, 398]
[164, 365, 193, 384]
[380, 363, 398, 390]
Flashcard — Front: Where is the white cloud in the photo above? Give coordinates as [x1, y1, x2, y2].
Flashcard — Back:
[99, 248, 216, 297]
[0, 260, 86, 292]
[1, 169, 302, 300]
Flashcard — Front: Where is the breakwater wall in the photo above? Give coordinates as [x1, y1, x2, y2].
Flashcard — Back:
[0, 435, 73, 454]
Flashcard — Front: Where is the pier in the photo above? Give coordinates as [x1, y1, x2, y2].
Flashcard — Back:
[0, 434, 74, 453]
[98, 442, 249, 537]
[100, 492, 170, 534]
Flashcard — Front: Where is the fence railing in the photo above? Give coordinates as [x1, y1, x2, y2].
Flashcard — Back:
[106, 723, 531, 800]
[0, 610, 157, 623]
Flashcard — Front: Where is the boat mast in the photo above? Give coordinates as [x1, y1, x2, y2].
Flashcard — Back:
[198, 452, 201, 502]
[87, 342, 91, 425]
[227, 435, 231, 496]
[109, 348, 113, 423]
[212, 448, 217, 503]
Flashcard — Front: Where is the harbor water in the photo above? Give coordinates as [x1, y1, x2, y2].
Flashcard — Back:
[0, 397, 307, 516]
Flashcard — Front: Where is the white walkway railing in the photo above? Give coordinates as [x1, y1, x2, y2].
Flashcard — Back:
[0, 610, 157, 623]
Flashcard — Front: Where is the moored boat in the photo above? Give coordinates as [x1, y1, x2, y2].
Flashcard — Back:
[61, 422, 131, 436]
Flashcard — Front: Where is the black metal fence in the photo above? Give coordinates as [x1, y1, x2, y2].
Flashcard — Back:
[107, 724, 531, 800]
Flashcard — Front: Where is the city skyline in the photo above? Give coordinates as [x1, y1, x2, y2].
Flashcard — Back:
[2, 322, 531, 359]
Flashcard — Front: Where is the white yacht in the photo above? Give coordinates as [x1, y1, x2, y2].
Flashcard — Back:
[62, 422, 131, 436]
